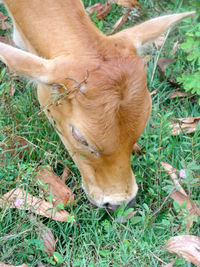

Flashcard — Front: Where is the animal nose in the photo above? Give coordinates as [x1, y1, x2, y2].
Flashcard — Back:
[103, 196, 136, 212]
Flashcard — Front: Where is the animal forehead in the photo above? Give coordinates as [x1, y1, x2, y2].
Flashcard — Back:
[72, 55, 147, 144]
[75, 54, 146, 97]
[77, 54, 147, 108]
[92, 54, 145, 86]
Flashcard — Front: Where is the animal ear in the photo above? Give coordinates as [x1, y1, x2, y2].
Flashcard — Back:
[114, 11, 195, 53]
[0, 42, 58, 83]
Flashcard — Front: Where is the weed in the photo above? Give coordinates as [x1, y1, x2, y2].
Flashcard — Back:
[177, 20, 200, 103]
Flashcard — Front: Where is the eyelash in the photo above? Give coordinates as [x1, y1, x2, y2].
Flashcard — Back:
[71, 126, 88, 147]
[71, 126, 99, 156]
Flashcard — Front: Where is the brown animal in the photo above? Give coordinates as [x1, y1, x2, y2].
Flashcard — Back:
[0, 0, 195, 211]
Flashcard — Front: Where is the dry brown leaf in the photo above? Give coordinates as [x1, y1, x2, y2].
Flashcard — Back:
[0, 20, 11, 30]
[0, 188, 74, 222]
[9, 84, 16, 96]
[171, 41, 179, 56]
[0, 135, 30, 160]
[28, 215, 56, 256]
[161, 162, 200, 230]
[170, 191, 200, 216]
[0, 11, 11, 30]
[161, 162, 187, 195]
[37, 223, 55, 256]
[154, 34, 166, 49]
[150, 90, 157, 96]
[0, 263, 27, 267]
[0, 36, 15, 45]
[86, 2, 112, 20]
[36, 166, 74, 206]
[163, 261, 174, 267]
[171, 190, 200, 231]
[110, 0, 141, 8]
[0, 11, 8, 21]
[36, 263, 46, 267]
[165, 235, 200, 266]
[132, 142, 144, 155]
[169, 91, 190, 99]
[37, 263, 46, 267]
[109, 10, 130, 34]
[61, 167, 71, 183]
[175, 117, 200, 124]
[115, 211, 137, 223]
[157, 58, 181, 86]
[158, 58, 176, 73]
[143, 54, 151, 64]
[170, 117, 200, 136]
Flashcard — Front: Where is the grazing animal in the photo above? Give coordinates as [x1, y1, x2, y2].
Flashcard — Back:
[0, 0, 195, 211]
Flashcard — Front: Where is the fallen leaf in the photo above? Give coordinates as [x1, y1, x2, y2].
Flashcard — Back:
[132, 142, 144, 155]
[164, 235, 200, 266]
[110, 0, 141, 9]
[0, 11, 11, 30]
[109, 10, 131, 34]
[171, 41, 179, 56]
[143, 54, 151, 64]
[163, 261, 174, 267]
[150, 90, 157, 96]
[170, 190, 200, 231]
[0, 11, 8, 21]
[157, 57, 176, 73]
[161, 162, 187, 195]
[0, 188, 75, 222]
[170, 117, 200, 136]
[34, 220, 56, 256]
[86, 2, 112, 20]
[169, 91, 190, 99]
[0, 135, 30, 160]
[115, 211, 137, 223]
[154, 34, 166, 49]
[0, 36, 15, 45]
[0, 263, 27, 267]
[28, 215, 56, 256]
[0, 20, 11, 30]
[36, 166, 74, 206]
[9, 84, 16, 96]
[36, 263, 46, 267]
[161, 162, 200, 230]
[39, 226, 55, 256]
[61, 167, 71, 183]
[157, 57, 177, 85]
[174, 117, 200, 124]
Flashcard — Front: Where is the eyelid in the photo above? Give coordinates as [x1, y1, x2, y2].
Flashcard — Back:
[71, 126, 100, 157]
[72, 126, 88, 146]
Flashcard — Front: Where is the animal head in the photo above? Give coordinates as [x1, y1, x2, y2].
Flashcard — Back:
[0, 0, 195, 210]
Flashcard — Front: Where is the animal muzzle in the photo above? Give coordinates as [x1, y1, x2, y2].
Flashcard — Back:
[102, 195, 137, 212]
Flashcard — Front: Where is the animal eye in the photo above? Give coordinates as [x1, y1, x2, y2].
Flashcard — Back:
[72, 126, 88, 147]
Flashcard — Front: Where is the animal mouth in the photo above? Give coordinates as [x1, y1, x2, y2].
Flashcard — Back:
[103, 196, 137, 213]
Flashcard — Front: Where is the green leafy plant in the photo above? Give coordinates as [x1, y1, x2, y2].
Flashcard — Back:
[177, 22, 200, 104]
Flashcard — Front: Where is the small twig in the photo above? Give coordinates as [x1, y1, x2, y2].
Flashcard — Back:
[151, 188, 177, 217]
[149, 250, 167, 265]
[0, 229, 31, 241]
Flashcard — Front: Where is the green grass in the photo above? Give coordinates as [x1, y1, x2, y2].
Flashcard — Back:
[0, 0, 200, 266]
